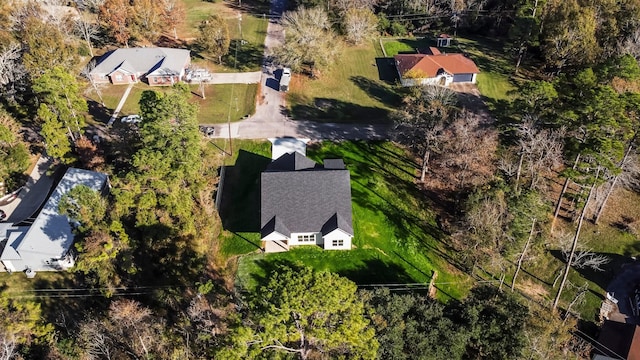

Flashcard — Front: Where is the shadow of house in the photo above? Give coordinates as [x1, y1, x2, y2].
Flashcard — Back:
[218, 150, 272, 232]
[548, 250, 631, 292]
[350, 76, 401, 106]
[374, 58, 400, 83]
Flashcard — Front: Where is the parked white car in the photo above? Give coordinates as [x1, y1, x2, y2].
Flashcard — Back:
[280, 67, 291, 92]
[121, 115, 142, 124]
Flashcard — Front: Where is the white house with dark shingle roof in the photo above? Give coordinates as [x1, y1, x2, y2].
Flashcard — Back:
[89, 47, 190, 86]
[260, 151, 354, 253]
[0, 168, 109, 276]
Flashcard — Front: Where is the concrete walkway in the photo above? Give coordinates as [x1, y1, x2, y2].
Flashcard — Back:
[0, 155, 55, 223]
[208, 71, 262, 84]
[106, 83, 134, 126]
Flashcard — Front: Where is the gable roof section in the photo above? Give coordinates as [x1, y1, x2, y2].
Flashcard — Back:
[91, 48, 190, 77]
[395, 53, 480, 78]
[261, 216, 291, 238]
[266, 151, 318, 172]
[261, 156, 353, 237]
[1, 168, 108, 270]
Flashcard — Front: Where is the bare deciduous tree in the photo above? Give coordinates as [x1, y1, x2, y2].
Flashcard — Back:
[0, 333, 16, 360]
[392, 85, 457, 182]
[513, 117, 564, 193]
[439, 110, 498, 193]
[342, 8, 378, 45]
[0, 43, 26, 88]
[559, 235, 611, 271]
[75, 14, 101, 57]
[271, 7, 342, 77]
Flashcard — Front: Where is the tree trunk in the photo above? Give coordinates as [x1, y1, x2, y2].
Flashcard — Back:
[553, 171, 598, 310]
[551, 153, 580, 233]
[512, 218, 536, 291]
[594, 144, 633, 224]
[515, 45, 526, 74]
[515, 151, 524, 194]
[420, 150, 430, 182]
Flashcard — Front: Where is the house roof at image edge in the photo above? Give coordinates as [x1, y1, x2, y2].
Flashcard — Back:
[395, 53, 480, 77]
[0, 168, 108, 269]
[261, 152, 353, 238]
[90, 47, 190, 76]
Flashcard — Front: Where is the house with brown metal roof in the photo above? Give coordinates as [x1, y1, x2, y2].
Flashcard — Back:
[394, 51, 480, 87]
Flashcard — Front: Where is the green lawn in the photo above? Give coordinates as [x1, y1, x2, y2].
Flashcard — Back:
[286, 41, 402, 123]
[455, 37, 517, 103]
[85, 83, 257, 124]
[381, 37, 431, 57]
[223, 141, 471, 301]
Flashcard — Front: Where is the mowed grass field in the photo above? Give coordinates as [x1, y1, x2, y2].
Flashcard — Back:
[217, 140, 471, 301]
[85, 83, 257, 124]
[179, 0, 268, 72]
[286, 41, 402, 123]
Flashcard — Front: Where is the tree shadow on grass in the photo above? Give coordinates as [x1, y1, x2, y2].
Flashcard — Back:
[87, 100, 112, 124]
[223, 40, 263, 72]
[249, 256, 415, 286]
[218, 150, 272, 232]
[350, 76, 402, 107]
[288, 98, 391, 123]
[338, 258, 415, 284]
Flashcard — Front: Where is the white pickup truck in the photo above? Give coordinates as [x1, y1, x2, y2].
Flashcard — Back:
[279, 67, 291, 92]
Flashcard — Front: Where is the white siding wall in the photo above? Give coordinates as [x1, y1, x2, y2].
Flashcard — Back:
[322, 230, 352, 250]
[400, 74, 453, 87]
[2, 260, 15, 272]
[262, 231, 289, 242]
[290, 232, 321, 246]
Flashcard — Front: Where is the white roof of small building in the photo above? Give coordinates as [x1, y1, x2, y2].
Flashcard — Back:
[90, 47, 190, 77]
[0, 168, 108, 271]
[269, 137, 310, 161]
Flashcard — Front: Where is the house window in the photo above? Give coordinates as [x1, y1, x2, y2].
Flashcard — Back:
[332, 239, 344, 247]
[115, 74, 123, 81]
[297, 234, 315, 243]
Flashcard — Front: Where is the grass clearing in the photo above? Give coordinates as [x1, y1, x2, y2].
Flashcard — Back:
[286, 41, 402, 123]
[85, 83, 257, 124]
[224, 140, 471, 301]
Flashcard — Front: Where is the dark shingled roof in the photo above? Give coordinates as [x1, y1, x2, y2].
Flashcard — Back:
[595, 320, 640, 360]
[266, 152, 318, 172]
[261, 155, 353, 238]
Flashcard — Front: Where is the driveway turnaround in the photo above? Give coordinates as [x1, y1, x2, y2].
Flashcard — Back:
[208, 71, 262, 84]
